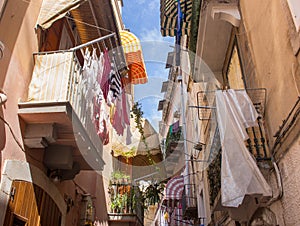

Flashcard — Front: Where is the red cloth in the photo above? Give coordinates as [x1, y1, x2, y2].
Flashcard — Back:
[100, 49, 111, 102]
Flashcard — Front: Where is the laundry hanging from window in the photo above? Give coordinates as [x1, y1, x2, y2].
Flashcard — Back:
[215, 89, 272, 208]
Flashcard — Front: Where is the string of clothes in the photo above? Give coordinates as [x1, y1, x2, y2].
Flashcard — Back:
[81, 47, 131, 145]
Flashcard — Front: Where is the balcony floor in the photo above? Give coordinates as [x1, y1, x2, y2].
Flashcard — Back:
[18, 101, 105, 171]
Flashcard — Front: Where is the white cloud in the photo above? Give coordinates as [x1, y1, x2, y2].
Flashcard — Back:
[136, 0, 146, 4]
[148, 0, 159, 11]
[140, 28, 164, 42]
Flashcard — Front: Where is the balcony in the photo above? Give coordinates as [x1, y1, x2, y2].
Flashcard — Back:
[18, 46, 108, 173]
[199, 88, 272, 222]
[108, 173, 144, 226]
[164, 125, 184, 177]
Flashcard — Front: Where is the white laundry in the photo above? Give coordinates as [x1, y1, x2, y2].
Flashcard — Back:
[215, 89, 272, 207]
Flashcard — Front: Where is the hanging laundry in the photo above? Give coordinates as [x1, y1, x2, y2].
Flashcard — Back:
[100, 49, 111, 102]
[108, 60, 122, 104]
[93, 95, 109, 145]
[112, 95, 125, 136]
[97, 52, 104, 87]
[215, 89, 271, 208]
[87, 48, 99, 120]
[80, 48, 92, 125]
[122, 91, 130, 126]
[171, 120, 180, 133]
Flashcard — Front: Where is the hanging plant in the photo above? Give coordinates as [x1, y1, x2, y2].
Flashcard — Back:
[143, 182, 165, 207]
[131, 102, 155, 165]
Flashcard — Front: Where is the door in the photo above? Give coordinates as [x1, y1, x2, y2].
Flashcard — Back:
[4, 180, 62, 226]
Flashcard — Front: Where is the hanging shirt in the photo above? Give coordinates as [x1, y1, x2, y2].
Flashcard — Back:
[100, 49, 111, 102]
[122, 91, 130, 126]
[215, 89, 271, 208]
[108, 61, 122, 103]
[112, 95, 125, 136]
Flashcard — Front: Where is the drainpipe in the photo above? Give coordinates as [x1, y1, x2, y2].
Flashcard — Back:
[177, 69, 191, 207]
[266, 157, 283, 206]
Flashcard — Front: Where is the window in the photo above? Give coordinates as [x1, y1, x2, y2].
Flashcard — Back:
[225, 38, 270, 161]
[226, 43, 245, 89]
[287, 0, 300, 31]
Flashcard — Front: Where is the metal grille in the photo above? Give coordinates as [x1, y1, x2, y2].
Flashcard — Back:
[196, 88, 270, 161]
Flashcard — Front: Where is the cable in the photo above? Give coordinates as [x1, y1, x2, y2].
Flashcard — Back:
[0, 115, 25, 152]
[15, 0, 116, 35]
[65, 15, 115, 34]
[0, 115, 41, 163]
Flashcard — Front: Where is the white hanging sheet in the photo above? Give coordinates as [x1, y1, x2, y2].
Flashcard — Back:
[215, 89, 271, 207]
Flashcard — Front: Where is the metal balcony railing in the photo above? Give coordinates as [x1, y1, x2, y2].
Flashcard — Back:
[197, 88, 270, 162]
[28, 50, 92, 130]
[108, 184, 144, 225]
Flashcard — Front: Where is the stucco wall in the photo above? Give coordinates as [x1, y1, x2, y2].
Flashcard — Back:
[273, 135, 300, 225]
[239, 0, 300, 225]
[239, 0, 299, 147]
[0, 1, 114, 225]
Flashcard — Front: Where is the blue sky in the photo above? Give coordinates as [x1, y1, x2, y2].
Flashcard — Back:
[122, 0, 174, 131]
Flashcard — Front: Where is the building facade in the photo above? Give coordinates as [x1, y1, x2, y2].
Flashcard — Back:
[159, 0, 300, 225]
[0, 0, 148, 225]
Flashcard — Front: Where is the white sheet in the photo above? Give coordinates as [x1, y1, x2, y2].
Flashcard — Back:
[215, 89, 271, 207]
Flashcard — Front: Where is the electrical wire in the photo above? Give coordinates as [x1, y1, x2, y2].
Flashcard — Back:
[0, 115, 41, 163]
[16, 0, 115, 35]
[65, 15, 115, 34]
[0, 115, 25, 152]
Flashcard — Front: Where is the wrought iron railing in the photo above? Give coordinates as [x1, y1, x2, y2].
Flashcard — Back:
[108, 183, 144, 224]
[197, 88, 271, 161]
[165, 125, 182, 157]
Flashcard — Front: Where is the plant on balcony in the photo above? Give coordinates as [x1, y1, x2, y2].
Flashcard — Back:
[143, 182, 165, 208]
[131, 102, 155, 165]
[110, 194, 122, 213]
[110, 171, 131, 185]
[165, 126, 182, 155]
[207, 150, 221, 206]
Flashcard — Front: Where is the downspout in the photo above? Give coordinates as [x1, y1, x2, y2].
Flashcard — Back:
[266, 157, 283, 206]
[178, 69, 191, 207]
[176, 0, 192, 207]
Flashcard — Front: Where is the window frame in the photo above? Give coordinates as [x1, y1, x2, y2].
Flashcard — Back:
[223, 32, 246, 89]
[286, 0, 300, 32]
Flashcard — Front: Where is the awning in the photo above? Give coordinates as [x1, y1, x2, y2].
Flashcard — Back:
[165, 175, 184, 200]
[112, 118, 160, 157]
[36, 0, 121, 49]
[120, 30, 148, 84]
[36, 0, 85, 29]
[160, 0, 193, 37]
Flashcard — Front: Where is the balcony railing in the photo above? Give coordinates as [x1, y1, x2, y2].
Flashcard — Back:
[18, 35, 123, 171]
[28, 50, 95, 135]
[197, 88, 270, 162]
[108, 183, 144, 226]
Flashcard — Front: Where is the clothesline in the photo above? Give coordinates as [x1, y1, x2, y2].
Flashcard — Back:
[81, 47, 131, 146]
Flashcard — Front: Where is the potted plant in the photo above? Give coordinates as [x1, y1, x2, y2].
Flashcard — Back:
[143, 182, 165, 208]
[111, 171, 130, 185]
[110, 194, 122, 213]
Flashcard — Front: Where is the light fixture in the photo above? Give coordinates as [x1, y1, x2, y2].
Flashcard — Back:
[48, 169, 62, 183]
[0, 90, 7, 105]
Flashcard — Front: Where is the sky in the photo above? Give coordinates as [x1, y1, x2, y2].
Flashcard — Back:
[122, 0, 174, 132]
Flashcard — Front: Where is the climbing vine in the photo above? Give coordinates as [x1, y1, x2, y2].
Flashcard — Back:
[131, 102, 155, 165]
